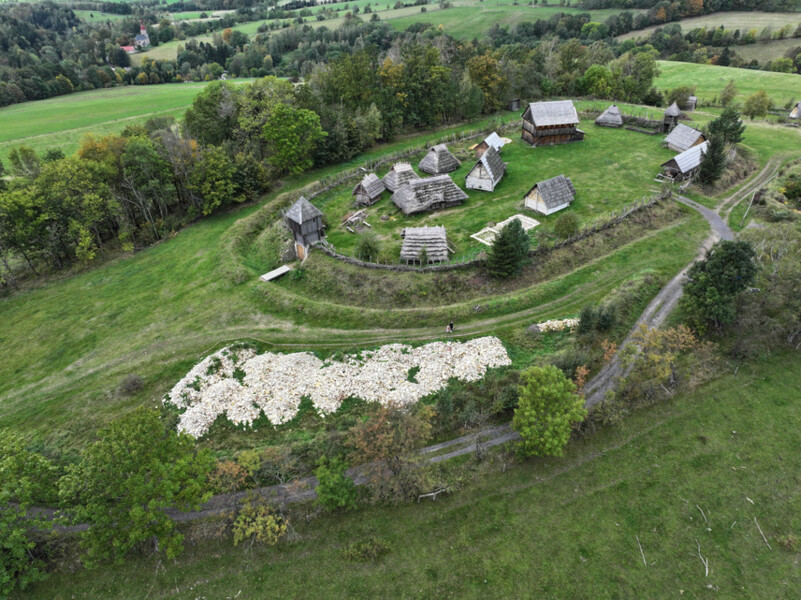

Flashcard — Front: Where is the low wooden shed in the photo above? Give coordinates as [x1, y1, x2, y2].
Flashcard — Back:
[418, 144, 460, 175]
[400, 225, 449, 264]
[465, 145, 506, 192]
[595, 104, 623, 128]
[790, 101, 801, 118]
[382, 162, 419, 193]
[524, 175, 576, 215]
[664, 123, 706, 153]
[474, 132, 507, 157]
[352, 173, 385, 206]
[660, 140, 709, 181]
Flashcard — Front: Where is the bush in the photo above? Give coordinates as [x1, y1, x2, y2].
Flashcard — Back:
[232, 494, 288, 547]
[355, 231, 381, 262]
[553, 212, 580, 239]
[117, 374, 144, 396]
[314, 457, 359, 511]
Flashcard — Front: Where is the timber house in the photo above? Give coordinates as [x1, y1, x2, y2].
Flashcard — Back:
[660, 141, 709, 181]
[664, 123, 706, 153]
[595, 104, 623, 128]
[418, 144, 460, 175]
[465, 145, 506, 192]
[382, 162, 419, 192]
[391, 175, 468, 215]
[352, 173, 386, 206]
[285, 196, 324, 260]
[474, 132, 506, 157]
[400, 226, 449, 264]
[521, 100, 584, 146]
[524, 175, 576, 215]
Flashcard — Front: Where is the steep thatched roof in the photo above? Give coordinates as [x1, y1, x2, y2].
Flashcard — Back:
[664, 123, 705, 152]
[664, 102, 682, 118]
[467, 145, 505, 186]
[391, 175, 468, 215]
[527, 175, 575, 210]
[382, 162, 419, 192]
[523, 100, 579, 127]
[595, 104, 623, 127]
[352, 173, 385, 200]
[418, 144, 460, 175]
[285, 196, 322, 224]
[400, 225, 449, 263]
[663, 140, 709, 174]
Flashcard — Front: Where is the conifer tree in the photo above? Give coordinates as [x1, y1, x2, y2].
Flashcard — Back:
[698, 134, 726, 185]
[486, 218, 530, 278]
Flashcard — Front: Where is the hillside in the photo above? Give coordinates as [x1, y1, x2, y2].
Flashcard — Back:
[617, 11, 801, 41]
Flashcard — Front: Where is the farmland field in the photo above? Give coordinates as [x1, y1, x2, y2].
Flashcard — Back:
[655, 60, 801, 104]
[72, 9, 128, 22]
[724, 37, 801, 64]
[19, 350, 801, 599]
[0, 82, 250, 164]
[617, 11, 801, 41]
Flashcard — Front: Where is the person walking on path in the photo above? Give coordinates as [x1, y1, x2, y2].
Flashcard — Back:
[449, 320, 454, 333]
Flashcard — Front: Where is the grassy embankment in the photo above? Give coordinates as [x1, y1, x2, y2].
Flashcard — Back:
[617, 10, 801, 41]
[16, 350, 801, 599]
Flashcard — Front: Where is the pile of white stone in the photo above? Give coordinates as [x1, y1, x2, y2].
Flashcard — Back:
[535, 318, 580, 332]
[164, 337, 511, 438]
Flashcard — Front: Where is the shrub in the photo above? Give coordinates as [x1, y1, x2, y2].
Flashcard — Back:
[355, 231, 381, 262]
[314, 457, 359, 511]
[232, 494, 288, 547]
[117, 374, 144, 396]
[553, 212, 580, 239]
[341, 537, 391, 561]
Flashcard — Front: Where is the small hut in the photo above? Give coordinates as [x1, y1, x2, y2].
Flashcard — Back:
[662, 102, 682, 132]
[790, 101, 801, 118]
[664, 123, 706, 153]
[595, 104, 623, 128]
[508, 98, 521, 111]
[521, 100, 584, 146]
[685, 96, 698, 111]
[391, 175, 468, 215]
[465, 145, 506, 192]
[660, 141, 709, 181]
[352, 173, 385, 207]
[524, 175, 576, 215]
[474, 132, 507, 157]
[285, 196, 324, 260]
[418, 144, 460, 175]
[382, 163, 419, 193]
[400, 226, 449, 264]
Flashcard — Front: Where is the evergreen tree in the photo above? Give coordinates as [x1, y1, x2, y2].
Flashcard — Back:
[719, 79, 737, 107]
[708, 107, 745, 145]
[486, 218, 530, 278]
[698, 134, 726, 185]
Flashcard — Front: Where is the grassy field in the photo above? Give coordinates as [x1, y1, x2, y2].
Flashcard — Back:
[655, 60, 801, 104]
[72, 10, 128, 22]
[0, 82, 250, 164]
[617, 10, 801, 41]
[725, 37, 801, 64]
[319, 118, 672, 255]
[16, 350, 801, 599]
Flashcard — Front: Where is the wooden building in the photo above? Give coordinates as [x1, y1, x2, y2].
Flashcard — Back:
[418, 144, 460, 175]
[664, 123, 706, 153]
[790, 101, 801, 118]
[382, 162, 419, 192]
[595, 104, 623, 128]
[465, 145, 506, 192]
[391, 175, 468, 215]
[400, 226, 449, 264]
[662, 102, 682, 132]
[474, 132, 507, 157]
[285, 196, 324, 260]
[352, 173, 385, 206]
[521, 100, 584, 147]
[659, 140, 709, 181]
[524, 175, 576, 215]
[684, 95, 698, 111]
[508, 98, 521, 111]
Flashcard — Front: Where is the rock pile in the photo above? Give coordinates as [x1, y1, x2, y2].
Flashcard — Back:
[164, 337, 511, 438]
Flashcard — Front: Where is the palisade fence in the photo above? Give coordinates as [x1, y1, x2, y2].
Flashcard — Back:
[312, 191, 671, 273]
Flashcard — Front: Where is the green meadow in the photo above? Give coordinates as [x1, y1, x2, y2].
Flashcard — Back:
[618, 10, 801, 41]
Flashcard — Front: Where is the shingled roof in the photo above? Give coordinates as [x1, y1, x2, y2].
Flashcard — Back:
[418, 144, 460, 175]
[352, 173, 385, 203]
[595, 104, 623, 127]
[528, 175, 576, 210]
[391, 175, 468, 215]
[664, 123, 705, 152]
[467, 145, 505, 187]
[663, 140, 709, 174]
[286, 196, 322, 224]
[524, 100, 580, 127]
[483, 132, 506, 151]
[664, 102, 682, 118]
[382, 162, 419, 192]
[400, 225, 449, 263]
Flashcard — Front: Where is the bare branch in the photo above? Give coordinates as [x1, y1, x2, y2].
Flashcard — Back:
[636, 535, 647, 567]
[754, 517, 771, 550]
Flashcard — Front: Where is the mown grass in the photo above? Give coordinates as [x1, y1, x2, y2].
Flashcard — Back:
[318, 118, 672, 255]
[18, 350, 801, 599]
[72, 10, 127, 22]
[0, 82, 251, 163]
[618, 10, 801, 41]
[655, 60, 801, 104]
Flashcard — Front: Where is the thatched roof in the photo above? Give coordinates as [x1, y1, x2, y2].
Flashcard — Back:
[286, 196, 322, 224]
[352, 173, 385, 199]
[382, 162, 419, 192]
[595, 104, 623, 127]
[664, 123, 705, 152]
[664, 102, 682, 118]
[663, 140, 709, 174]
[400, 225, 449, 263]
[523, 100, 579, 127]
[467, 145, 505, 185]
[391, 175, 468, 215]
[418, 144, 460, 175]
[528, 175, 576, 210]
